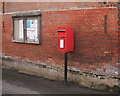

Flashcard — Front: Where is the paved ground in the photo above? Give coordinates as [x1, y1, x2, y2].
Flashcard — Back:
[2, 69, 119, 95]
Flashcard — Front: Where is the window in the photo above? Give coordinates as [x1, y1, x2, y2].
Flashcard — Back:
[12, 13, 40, 44]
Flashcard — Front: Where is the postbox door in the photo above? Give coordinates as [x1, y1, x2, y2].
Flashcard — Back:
[58, 35, 67, 53]
[58, 26, 74, 53]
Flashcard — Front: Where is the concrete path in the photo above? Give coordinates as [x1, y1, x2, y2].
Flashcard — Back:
[2, 69, 118, 95]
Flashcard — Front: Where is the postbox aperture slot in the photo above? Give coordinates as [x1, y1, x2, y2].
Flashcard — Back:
[58, 31, 66, 32]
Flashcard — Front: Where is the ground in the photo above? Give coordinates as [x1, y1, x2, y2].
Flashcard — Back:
[2, 69, 119, 95]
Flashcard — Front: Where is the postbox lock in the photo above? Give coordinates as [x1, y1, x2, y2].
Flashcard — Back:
[60, 37, 66, 38]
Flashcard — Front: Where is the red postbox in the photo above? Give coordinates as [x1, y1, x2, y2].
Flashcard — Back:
[58, 26, 74, 53]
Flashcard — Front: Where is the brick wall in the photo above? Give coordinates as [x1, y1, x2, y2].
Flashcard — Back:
[0, 2, 3, 13]
[118, 3, 120, 67]
[3, 2, 118, 13]
[2, 2, 119, 76]
[4, 2, 100, 13]
[0, 1, 3, 54]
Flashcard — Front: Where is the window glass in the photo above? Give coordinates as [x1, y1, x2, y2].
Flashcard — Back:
[13, 18, 24, 42]
[26, 18, 39, 43]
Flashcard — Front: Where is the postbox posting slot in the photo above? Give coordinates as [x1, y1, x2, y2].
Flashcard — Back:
[58, 30, 66, 32]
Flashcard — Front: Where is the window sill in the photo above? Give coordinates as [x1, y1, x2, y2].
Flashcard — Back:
[12, 40, 40, 45]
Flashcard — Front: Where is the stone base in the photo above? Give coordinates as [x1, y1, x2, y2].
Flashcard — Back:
[2, 56, 120, 93]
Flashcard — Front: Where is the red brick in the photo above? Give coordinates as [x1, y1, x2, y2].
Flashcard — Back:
[2, 2, 119, 76]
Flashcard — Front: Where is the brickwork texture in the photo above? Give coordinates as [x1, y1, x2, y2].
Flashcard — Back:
[2, 2, 120, 77]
